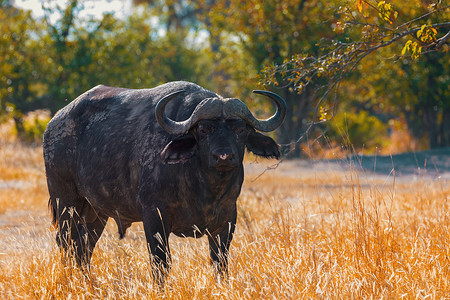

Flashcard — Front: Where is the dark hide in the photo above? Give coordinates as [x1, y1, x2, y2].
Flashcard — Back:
[43, 81, 281, 282]
[161, 135, 197, 164]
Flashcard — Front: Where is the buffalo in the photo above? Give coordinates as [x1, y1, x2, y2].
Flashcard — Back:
[43, 81, 286, 282]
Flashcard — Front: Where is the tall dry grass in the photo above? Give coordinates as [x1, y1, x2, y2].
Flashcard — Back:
[0, 136, 449, 298]
[0, 120, 48, 214]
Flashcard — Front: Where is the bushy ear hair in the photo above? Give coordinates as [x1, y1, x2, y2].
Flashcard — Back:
[245, 130, 281, 159]
[161, 135, 197, 164]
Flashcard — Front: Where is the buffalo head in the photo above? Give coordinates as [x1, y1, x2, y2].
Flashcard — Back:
[156, 90, 287, 172]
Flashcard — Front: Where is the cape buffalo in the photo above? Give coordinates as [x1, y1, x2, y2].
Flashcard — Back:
[43, 81, 286, 282]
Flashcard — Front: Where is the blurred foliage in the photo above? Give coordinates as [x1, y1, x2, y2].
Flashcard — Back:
[260, 0, 449, 151]
[203, 0, 339, 156]
[1, 0, 216, 116]
[21, 114, 51, 143]
[0, 0, 448, 153]
[327, 110, 388, 151]
[0, 2, 44, 115]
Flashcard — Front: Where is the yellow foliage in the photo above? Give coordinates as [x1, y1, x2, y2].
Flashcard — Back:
[416, 24, 437, 43]
[319, 106, 328, 121]
[357, 0, 363, 13]
[402, 40, 422, 60]
[377, 1, 397, 23]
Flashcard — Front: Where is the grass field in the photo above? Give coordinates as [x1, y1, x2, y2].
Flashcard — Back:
[0, 137, 449, 299]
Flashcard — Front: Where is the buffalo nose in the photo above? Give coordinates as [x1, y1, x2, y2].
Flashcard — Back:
[212, 148, 235, 163]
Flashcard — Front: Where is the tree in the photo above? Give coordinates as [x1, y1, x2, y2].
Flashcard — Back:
[206, 0, 338, 157]
[261, 0, 450, 149]
[131, 0, 222, 89]
[0, 0, 216, 118]
[133, 0, 206, 32]
[0, 3, 43, 116]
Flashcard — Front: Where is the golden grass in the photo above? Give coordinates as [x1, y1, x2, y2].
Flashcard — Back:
[0, 140, 47, 213]
[0, 140, 449, 299]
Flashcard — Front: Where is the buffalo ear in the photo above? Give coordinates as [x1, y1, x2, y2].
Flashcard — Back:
[161, 135, 197, 164]
[245, 130, 281, 159]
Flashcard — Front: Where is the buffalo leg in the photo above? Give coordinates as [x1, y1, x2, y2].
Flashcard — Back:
[47, 175, 85, 263]
[77, 214, 108, 267]
[54, 200, 107, 267]
[141, 208, 172, 284]
[55, 204, 83, 260]
[47, 172, 107, 268]
[208, 216, 237, 278]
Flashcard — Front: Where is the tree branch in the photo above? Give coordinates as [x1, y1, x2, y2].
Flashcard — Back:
[396, 5, 450, 30]
[435, 30, 450, 49]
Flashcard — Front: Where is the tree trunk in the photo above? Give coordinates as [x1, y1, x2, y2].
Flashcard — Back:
[275, 86, 313, 158]
[440, 106, 450, 147]
[13, 114, 24, 137]
[422, 106, 439, 148]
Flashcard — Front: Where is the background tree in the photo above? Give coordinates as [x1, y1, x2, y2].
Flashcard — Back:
[1, 0, 215, 112]
[134, 0, 340, 157]
[206, 0, 339, 157]
[261, 0, 450, 150]
[0, 2, 43, 116]
[1, 0, 448, 152]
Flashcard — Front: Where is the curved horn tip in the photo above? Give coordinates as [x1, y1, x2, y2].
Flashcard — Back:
[165, 89, 187, 98]
[247, 89, 287, 132]
[253, 90, 287, 106]
[155, 90, 187, 108]
[252, 90, 283, 99]
[252, 90, 264, 94]
[155, 89, 187, 112]
[155, 89, 189, 135]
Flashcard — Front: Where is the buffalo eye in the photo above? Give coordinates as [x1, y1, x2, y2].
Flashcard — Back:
[234, 126, 247, 136]
[198, 124, 214, 137]
[228, 119, 247, 137]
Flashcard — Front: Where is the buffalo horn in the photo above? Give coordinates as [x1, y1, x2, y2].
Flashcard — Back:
[244, 90, 287, 132]
[155, 90, 189, 135]
[155, 89, 287, 135]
